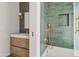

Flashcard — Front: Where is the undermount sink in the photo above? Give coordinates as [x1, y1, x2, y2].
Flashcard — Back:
[10, 33, 29, 39]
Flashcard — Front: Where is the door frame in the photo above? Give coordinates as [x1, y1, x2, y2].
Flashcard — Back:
[29, 2, 40, 57]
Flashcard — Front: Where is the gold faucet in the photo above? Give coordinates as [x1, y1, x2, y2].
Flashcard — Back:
[45, 24, 52, 32]
[76, 15, 79, 33]
[45, 23, 53, 46]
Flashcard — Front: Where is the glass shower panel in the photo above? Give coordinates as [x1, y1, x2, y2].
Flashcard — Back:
[40, 2, 74, 56]
[40, 3, 47, 56]
[45, 2, 73, 49]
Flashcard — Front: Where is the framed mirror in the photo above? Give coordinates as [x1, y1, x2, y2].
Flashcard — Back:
[24, 12, 29, 29]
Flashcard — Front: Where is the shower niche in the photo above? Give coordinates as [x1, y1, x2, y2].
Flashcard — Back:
[58, 13, 69, 26]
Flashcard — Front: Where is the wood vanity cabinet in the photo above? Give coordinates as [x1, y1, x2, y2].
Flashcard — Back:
[10, 37, 29, 57]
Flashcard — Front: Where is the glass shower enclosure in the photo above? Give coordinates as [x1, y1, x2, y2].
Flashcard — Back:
[40, 2, 74, 56]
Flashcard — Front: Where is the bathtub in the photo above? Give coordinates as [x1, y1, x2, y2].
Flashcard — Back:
[42, 46, 74, 57]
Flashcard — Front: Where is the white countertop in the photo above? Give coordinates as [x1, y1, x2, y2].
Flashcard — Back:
[10, 33, 29, 39]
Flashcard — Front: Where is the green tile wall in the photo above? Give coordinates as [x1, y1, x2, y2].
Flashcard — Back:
[40, 2, 74, 56]
[45, 2, 74, 49]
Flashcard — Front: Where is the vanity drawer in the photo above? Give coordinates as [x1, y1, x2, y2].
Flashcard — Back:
[11, 46, 29, 57]
[11, 37, 29, 49]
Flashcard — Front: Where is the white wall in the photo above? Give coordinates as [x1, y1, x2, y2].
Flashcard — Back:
[0, 2, 11, 56]
[75, 2, 79, 50]
[10, 2, 19, 33]
[29, 2, 40, 57]
[0, 2, 19, 57]
[74, 2, 79, 56]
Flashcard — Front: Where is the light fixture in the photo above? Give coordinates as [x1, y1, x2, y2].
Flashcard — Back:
[18, 12, 22, 16]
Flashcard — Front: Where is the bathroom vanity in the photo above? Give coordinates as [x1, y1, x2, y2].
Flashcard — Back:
[10, 33, 29, 57]
[10, 2, 30, 57]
